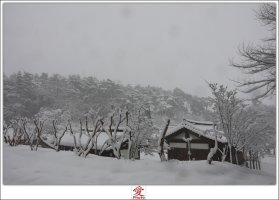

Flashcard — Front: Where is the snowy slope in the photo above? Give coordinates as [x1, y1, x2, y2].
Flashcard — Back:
[3, 144, 276, 185]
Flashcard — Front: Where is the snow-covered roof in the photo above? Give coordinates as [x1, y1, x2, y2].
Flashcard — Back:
[184, 119, 213, 126]
[166, 119, 227, 143]
[49, 131, 125, 150]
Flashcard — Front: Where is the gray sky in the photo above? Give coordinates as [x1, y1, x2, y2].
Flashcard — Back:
[3, 3, 274, 102]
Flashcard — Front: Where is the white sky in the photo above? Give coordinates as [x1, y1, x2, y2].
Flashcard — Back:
[3, 2, 275, 103]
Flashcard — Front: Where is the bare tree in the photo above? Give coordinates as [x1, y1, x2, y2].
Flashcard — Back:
[34, 108, 72, 151]
[34, 119, 69, 152]
[51, 120, 68, 152]
[231, 3, 276, 99]
[75, 116, 103, 157]
[34, 119, 44, 151]
[100, 109, 129, 159]
[21, 118, 36, 151]
[217, 145, 228, 162]
[68, 120, 78, 153]
[158, 119, 170, 162]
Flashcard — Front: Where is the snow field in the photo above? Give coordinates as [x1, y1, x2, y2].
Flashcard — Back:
[3, 144, 276, 185]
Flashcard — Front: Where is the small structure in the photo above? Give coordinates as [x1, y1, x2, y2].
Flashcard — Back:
[56, 128, 140, 159]
[165, 119, 243, 164]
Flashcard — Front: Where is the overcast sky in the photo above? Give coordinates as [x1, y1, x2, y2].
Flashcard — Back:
[3, 3, 274, 103]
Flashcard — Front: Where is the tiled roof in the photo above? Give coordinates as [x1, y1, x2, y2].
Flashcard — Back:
[166, 119, 227, 143]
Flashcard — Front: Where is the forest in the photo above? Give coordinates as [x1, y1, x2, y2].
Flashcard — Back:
[3, 71, 217, 124]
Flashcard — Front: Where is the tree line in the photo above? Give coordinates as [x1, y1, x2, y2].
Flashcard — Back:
[3, 105, 158, 160]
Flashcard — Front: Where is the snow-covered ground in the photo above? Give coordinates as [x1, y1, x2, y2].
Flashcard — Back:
[3, 144, 276, 185]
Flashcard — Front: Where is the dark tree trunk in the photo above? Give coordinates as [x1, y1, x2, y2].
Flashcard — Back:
[229, 145, 233, 164]
[158, 119, 170, 162]
[235, 149, 239, 165]
[258, 159, 261, 170]
[252, 152, 254, 169]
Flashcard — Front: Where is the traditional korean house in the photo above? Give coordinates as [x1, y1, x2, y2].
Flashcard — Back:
[165, 119, 244, 164]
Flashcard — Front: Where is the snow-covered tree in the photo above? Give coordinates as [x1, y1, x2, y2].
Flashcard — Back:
[207, 135, 218, 164]
[33, 119, 44, 151]
[20, 118, 37, 150]
[3, 120, 10, 144]
[67, 120, 79, 153]
[209, 83, 243, 163]
[218, 145, 228, 162]
[4, 118, 26, 146]
[241, 109, 274, 168]
[209, 83, 274, 167]
[74, 114, 103, 157]
[3, 121, 15, 146]
[34, 108, 71, 151]
[126, 104, 159, 160]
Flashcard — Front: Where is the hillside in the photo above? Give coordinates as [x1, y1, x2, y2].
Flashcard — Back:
[3, 72, 215, 125]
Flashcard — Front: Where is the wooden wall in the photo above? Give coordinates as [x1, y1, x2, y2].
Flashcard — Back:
[166, 127, 227, 162]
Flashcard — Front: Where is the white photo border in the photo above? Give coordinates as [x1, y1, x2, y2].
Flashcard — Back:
[1, 1, 278, 199]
